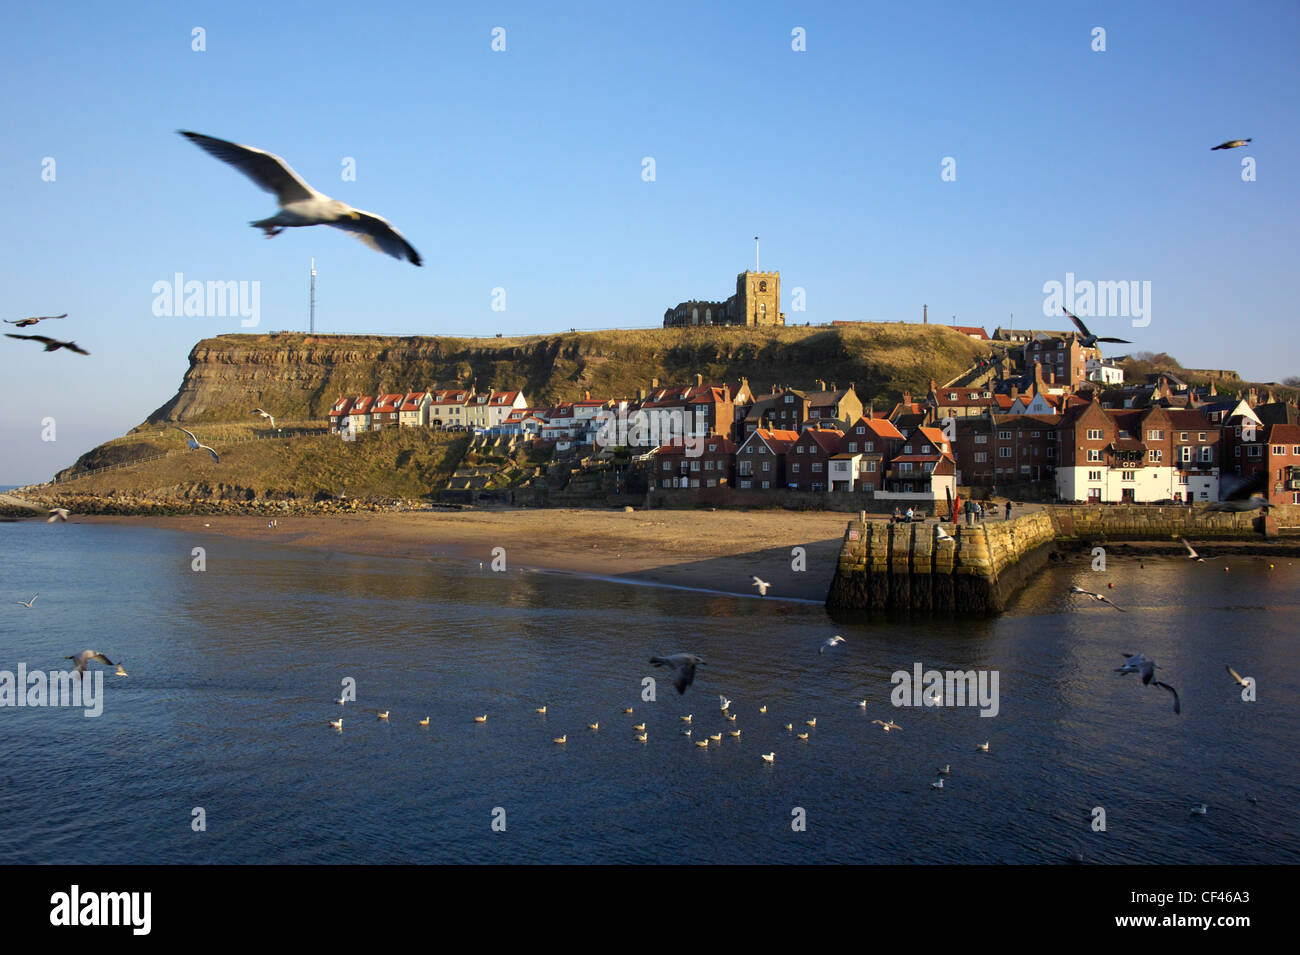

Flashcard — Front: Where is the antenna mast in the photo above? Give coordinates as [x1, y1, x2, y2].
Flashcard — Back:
[309, 258, 317, 333]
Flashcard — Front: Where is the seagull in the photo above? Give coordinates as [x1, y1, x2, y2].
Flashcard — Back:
[1115, 653, 1181, 714]
[47, 508, 70, 523]
[329, 718, 343, 731]
[796, 732, 809, 740]
[418, 717, 430, 726]
[871, 720, 901, 732]
[623, 707, 634, 714]
[857, 699, 867, 708]
[709, 733, 722, 742]
[64, 650, 114, 676]
[15, 594, 37, 608]
[175, 427, 219, 463]
[1190, 803, 1208, 816]
[251, 408, 276, 429]
[728, 729, 741, 738]
[178, 131, 422, 265]
[724, 712, 736, 722]
[1226, 665, 1250, 687]
[473, 714, 487, 723]
[377, 710, 389, 720]
[931, 779, 945, 790]
[535, 706, 547, 714]
[588, 723, 599, 731]
[820, 635, 846, 654]
[679, 714, 693, 723]
[636, 733, 648, 742]
[758, 705, 767, 714]
[4, 314, 66, 327]
[682, 729, 692, 737]
[115, 664, 128, 677]
[1205, 494, 1271, 513]
[4, 333, 89, 355]
[976, 741, 989, 752]
[552, 735, 567, 745]
[938, 764, 951, 775]
[1211, 138, 1251, 150]
[1062, 308, 1132, 346]
[1181, 539, 1217, 562]
[936, 526, 954, 542]
[633, 723, 646, 732]
[695, 739, 710, 747]
[805, 718, 817, 727]
[650, 653, 705, 695]
[335, 696, 347, 705]
[761, 752, 775, 763]
[784, 723, 793, 732]
[1069, 585, 1126, 611]
[719, 695, 732, 710]
[752, 576, 771, 596]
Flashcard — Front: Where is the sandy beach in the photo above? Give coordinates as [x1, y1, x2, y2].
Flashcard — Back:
[80, 507, 864, 602]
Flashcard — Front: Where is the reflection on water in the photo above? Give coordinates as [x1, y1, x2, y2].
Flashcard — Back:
[0, 522, 1295, 864]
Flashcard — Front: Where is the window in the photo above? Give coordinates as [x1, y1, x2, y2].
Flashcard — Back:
[1149, 449, 1162, 463]
[1179, 474, 1188, 485]
[704, 460, 714, 470]
[998, 431, 1012, 440]
[865, 442, 874, 452]
[761, 481, 770, 489]
[1273, 445, 1286, 456]
[855, 426, 865, 435]
[812, 463, 823, 473]
[1032, 431, 1040, 438]
[1088, 470, 1102, 481]
[1248, 445, 1262, 458]
[865, 461, 877, 472]
[1180, 446, 1192, 463]
[949, 392, 958, 400]
[1087, 429, 1103, 440]
[1200, 446, 1213, 463]
[904, 445, 913, 454]
[791, 463, 800, 473]
[758, 446, 767, 454]
[848, 442, 858, 452]
[898, 462, 913, 473]
[784, 396, 794, 404]
[762, 461, 770, 472]
[662, 461, 671, 471]
[690, 461, 700, 472]
[974, 434, 987, 444]
[797, 446, 804, 454]
[999, 447, 1013, 459]
[1087, 449, 1102, 462]
[1181, 432, 1189, 442]
[1122, 470, 1136, 481]
[1199, 432, 1207, 442]
[975, 452, 988, 463]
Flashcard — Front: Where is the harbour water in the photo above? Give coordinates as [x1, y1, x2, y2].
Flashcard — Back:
[0, 521, 1295, 864]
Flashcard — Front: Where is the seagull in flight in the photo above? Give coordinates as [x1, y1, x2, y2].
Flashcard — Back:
[1226, 665, 1251, 687]
[64, 650, 114, 676]
[47, 508, 70, 523]
[5, 333, 89, 355]
[15, 594, 37, 608]
[1205, 494, 1271, 513]
[752, 576, 771, 596]
[115, 664, 128, 677]
[175, 427, 220, 463]
[1070, 585, 1126, 611]
[1211, 138, 1251, 150]
[820, 635, 846, 654]
[252, 408, 276, 429]
[1062, 308, 1131, 347]
[650, 653, 705, 695]
[179, 131, 422, 266]
[871, 719, 901, 732]
[1115, 652, 1181, 714]
[1181, 539, 1217, 562]
[4, 314, 66, 328]
[719, 695, 732, 711]
[936, 526, 954, 542]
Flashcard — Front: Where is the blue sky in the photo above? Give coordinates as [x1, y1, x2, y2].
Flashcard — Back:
[2, 0, 1296, 484]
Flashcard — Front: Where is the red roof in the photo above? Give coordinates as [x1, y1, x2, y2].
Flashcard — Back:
[851, 416, 905, 441]
[798, 428, 843, 454]
[945, 325, 990, 340]
[743, 428, 800, 455]
[374, 394, 404, 414]
[329, 396, 354, 416]
[350, 396, 376, 414]
[400, 392, 428, 412]
[1267, 423, 1300, 444]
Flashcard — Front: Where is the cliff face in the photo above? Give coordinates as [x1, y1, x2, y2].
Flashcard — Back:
[142, 325, 990, 425]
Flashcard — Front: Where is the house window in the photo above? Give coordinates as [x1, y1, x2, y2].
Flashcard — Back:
[1180, 432, 1189, 442]
[1149, 449, 1162, 463]
[791, 463, 801, 473]
[998, 431, 1012, 440]
[1147, 430, 1164, 440]
[704, 460, 714, 470]
[1180, 446, 1192, 463]
[1087, 429, 1104, 440]
[1122, 470, 1136, 481]
[999, 447, 1012, 459]
[898, 462, 913, 473]
[1200, 446, 1212, 463]
[1032, 431, 1040, 438]
[784, 396, 794, 404]
[1248, 445, 1262, 458]
[865, 442, 874, 452]
[1087, 449, 1102, 462]
[975, 452, 987, 463]
[662, 461, 671, 471]
[1199, 432, 1207, 442]
[855, 426, 865, 435]
[865, 461, 877, 472]
[758, 446, 767, 454]
[761, 481, 770, 489]
[762, 461, 770, 472]
[949, 392, 958, 400]
[1088, 470, 1102, 481]
[904, 445, 913, 454]
[797, 446, 805, 454]
[975, 435, 987, 444]
[1273, 445, 1286, 456]
[848, 442, 858, 452]
[812, 463, 823, 473]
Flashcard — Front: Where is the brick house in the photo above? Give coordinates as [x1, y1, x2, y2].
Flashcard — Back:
[328, 396, 355, 433]
[735, 428, 799, 490]
[786, 426, 844, 491]
[371, 393, 404, 431]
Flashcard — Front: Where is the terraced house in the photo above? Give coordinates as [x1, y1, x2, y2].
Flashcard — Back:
[734, 428, 800, 490]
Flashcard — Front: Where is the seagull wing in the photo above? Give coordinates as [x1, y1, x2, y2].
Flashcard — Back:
[174, 426, 199, 448]
[6, 333, 56, 346]
[1095, 336, 1132, 344]
[1063, 309, 1092, 340]
[1152, 680, 1181, 714]
[179, 131, 319, 205]
[326, 208, 422, 266]
[1182, 539, 1198, 558]
[62, 341, 90, 355]
[1226, 665, 1245, 685]
[673, 661, 696, 694]
[201, 445, 220, 463]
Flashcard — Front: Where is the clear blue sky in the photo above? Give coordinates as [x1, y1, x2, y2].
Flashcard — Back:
[2, 0, 1296, 484]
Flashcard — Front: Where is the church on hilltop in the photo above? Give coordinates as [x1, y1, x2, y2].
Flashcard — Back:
[663, 270, 784, 328]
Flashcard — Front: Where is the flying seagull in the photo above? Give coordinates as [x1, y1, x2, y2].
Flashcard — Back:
[650, 653, 705, 695]
[1115, 652, 1181, 714]
[871, 719, 901, 732]
[4, 314, 66, 327]
[1062, 308, 1131, 347]
[820, 635, 846, 654]
[47, 508, 70, 523]
[936, 526, 954, 542]
[1205, 494, 1271, 513]
[1226, 665, 1250, 687]
[64, 650, 114, 676]
[115, 664, 128, 677]
[5, 333, 89, 355]
[1070, 585, 1126, 611]
[1211, 138, 1251, 150]
[175, 427, 220, 463]
[1181, 539, 1217, 562]
[252, 408, 276, 429]
[719, 695, 732, 711]
[16, 594, 37, 608]
[752, 576, 771, 596]
[179, 130, 422, 266]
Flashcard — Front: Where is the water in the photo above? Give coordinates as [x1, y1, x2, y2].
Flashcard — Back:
[0, 521, 1296, 864]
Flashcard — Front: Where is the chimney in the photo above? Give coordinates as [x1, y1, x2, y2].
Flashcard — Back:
[637, 387, 645, 402]
[696, 373, 703, 388]
[651, 377, 659, 389]
[903, 390, 912, 406]
[1011, 385, 1019, 400]
[830, 382, 837, 392]
[816, 379, 825, 391]
[923, 304, 928, 324]
[1049, 370, 1056, 385]
[584, 390, 590, 401]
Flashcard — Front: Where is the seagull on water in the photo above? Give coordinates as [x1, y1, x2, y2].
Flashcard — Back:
[1069, 585, 1125, 611]
[535, 706, 547, 714]
[758, 705, 767, 714]
[680, 714, 692, 723]
[553, 735, 567, 745]
[724, 712, 736, 722]
[719, 695, 732, 710]
[1190, 803, 1208, 816]
[335, 695, 347, 705]
[695, 738, 710, 747]
[418, 717, 430, 726]
[976, 741, 990, 752]
[931, 779, 945, 790]
[805, 718, 817, 727]
[752, 576, 771, 596]
[179, 131, 422, 266]
[857, 699, 867, 708]
[623, 707, 634, 714]
[633, 723, 645, 732]
[1181, 539, 1217, 562]
[728, 729, 741, 738]
[15, 594, 37, 608]
[65, 650, 114, 676]
[175, 427, 219, 463]
[796, 732, 809, 740]
[329, 718, 343, 731]
[1211, 138, 1251, 150]
[4, 313, 66, 328]
[1115, 653, 1181, 714]
[784, 723, 793, 732]
[47, 508, 70, 523]
[251, 408, 276, 429]
[682, 729, 692, 737]
[709, 733, 722, 742]
[761, 752, 775, 763]
[650, 653, 705, 695]
[588, 723, 599, 731]
[820, 635, 846, 654]
[1062, 308, 1131, 347]
[474, 714, 487, 723]
[377, 711, 389, 720]
[636, 733, 648, 742]
[872, 719, 901, 732]
[1226, 665, 1251, 687]
[939, 764, 951, 775]
[4, 333, 89, 355]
